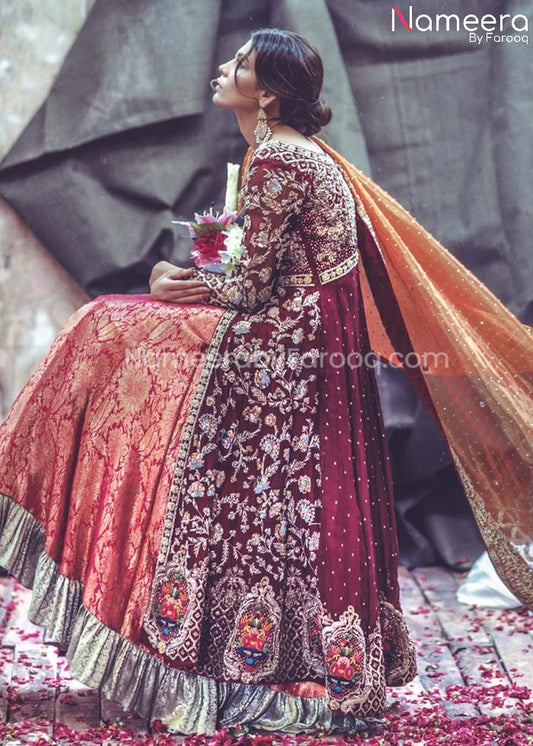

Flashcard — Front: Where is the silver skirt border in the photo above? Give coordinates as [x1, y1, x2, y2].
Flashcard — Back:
[0, 491, 384, 737]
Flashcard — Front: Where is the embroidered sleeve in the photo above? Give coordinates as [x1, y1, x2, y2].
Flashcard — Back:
[190, 156, 308, 312]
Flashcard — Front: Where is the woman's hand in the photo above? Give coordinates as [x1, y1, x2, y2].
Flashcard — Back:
[149, 260, 179, 286]
[149, 262, 210, 304]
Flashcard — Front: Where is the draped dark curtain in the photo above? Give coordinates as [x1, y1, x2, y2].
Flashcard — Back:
[1, 0, 531, 569]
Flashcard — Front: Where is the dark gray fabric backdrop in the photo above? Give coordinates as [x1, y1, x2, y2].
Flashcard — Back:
[1, 0, 531, 569]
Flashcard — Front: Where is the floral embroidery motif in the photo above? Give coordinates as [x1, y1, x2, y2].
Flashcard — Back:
[323, 605, 366, 702]
[153, 571, 189, 641]
[224, 577, 282, 683]
[320, 253, 359, 284]
[234, 604, 274, 668]
[143, 554, 209, 663]
[327, 637, 365, 695]
[322, 608, 385, 716]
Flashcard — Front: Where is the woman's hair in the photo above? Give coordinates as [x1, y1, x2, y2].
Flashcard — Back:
[237, 28, 332, 136]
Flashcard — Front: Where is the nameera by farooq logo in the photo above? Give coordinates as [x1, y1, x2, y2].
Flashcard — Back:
[391, 6, 529, 44]
[391, 6, 413, 30]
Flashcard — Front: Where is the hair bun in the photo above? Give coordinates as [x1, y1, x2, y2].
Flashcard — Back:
[311, 101, 332, 130]
[296, 99, 332, 136]
[280, 97, 332, 137]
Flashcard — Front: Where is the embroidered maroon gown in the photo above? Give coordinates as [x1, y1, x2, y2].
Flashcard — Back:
[0, 140, 416, 736]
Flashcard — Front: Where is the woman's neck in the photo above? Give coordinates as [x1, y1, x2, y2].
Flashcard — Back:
[235, 110, 261, 148]
[235, 112, 316, 150]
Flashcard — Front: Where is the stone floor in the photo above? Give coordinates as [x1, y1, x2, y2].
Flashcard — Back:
[0, 565, 531, 744]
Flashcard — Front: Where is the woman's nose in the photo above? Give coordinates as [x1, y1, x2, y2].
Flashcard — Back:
[218, 60, 230, 76]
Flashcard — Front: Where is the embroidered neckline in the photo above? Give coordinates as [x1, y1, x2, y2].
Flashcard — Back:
[256, 139, 333, 163]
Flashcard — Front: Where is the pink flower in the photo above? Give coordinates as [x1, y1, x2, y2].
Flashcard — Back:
[194, 212, 220, 225]
[219, 206, 238, 227]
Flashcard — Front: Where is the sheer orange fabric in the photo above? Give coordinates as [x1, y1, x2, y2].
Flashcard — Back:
[242, 140, 533, 608]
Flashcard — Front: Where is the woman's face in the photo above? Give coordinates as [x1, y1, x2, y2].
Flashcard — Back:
[212, 40, 264, 113]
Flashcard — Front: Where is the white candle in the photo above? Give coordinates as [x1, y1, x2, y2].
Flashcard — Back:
[224, 162, 240, 211]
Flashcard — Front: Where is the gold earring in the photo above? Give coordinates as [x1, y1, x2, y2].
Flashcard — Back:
[254, 106, 272, 145]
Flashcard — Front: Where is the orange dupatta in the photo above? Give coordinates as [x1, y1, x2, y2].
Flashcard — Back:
[242, 140, 533, 608]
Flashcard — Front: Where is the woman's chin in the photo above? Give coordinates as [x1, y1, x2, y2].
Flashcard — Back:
[212, 94, 233, 110]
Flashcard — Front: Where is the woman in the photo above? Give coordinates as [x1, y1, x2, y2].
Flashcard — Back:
[0, 27, 531, 738]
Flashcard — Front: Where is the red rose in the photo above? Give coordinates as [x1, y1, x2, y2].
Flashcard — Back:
[192, 230, 226, 265]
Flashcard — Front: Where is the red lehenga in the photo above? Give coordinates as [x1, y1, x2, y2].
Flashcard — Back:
[1, 137, 531, 736]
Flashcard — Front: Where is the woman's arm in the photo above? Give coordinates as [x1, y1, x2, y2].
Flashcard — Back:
[190, 156, 309, 312]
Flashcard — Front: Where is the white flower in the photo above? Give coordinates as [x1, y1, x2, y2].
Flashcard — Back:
[220, 225, 245, 275]
[224, 225, 244, 256]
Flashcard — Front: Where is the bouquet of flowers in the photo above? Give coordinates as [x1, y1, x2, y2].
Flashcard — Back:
[172, 163, 245, 276]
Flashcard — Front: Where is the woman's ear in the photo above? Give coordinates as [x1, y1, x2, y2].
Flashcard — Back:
[258, 90, 277, 110]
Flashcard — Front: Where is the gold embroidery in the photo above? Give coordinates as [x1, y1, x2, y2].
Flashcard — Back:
[450, 448, 533, 608]
[378, 593, 418, 686]
[280, 273, 315, 287]
[320, 253, 360, 284]
[156, 308, 237, 566]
